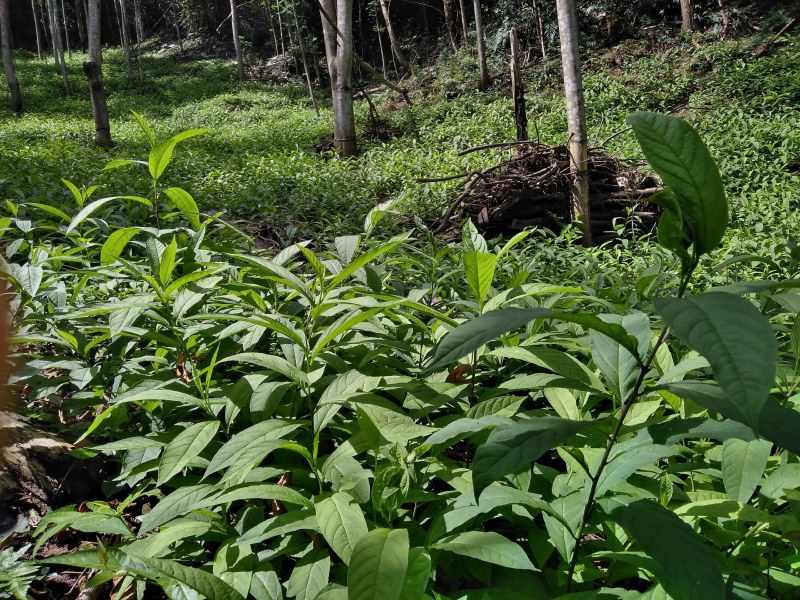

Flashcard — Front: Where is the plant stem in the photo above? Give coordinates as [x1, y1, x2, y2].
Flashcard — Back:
[565, 263, 694, 591]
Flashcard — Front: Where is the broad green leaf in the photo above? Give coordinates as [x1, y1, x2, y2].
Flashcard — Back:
[627, 112, 728, 254]
[348, 529, 409, 600]
[427, 308, 642, 373]
[218, 352, 309, 385]
[399, 549, 431, 600]
[662, 381, 800, 455]
[315, 492, 369, 564]
[163, 187, 202, 229]
[160, 236, 179, 286]
[472, 417, 589, 499]
[103, 158, 146, 171]
[431, 531, 535, 570]
[29, 201, 71, 222]
[131, 110, 157, 147]
[204, 420, 301, 476]
[462, 220, 488, 253]
[611, 500, 724, 600]
[138, 484, 218, 532]
[656, 293, 777, 432]
[287, 550, 330, 600]
[589, 312, 650, 401]
[721, 438, 772, 502]
[149, 128, 208, 181]
[424, 416, 511, 448]
[14, 265, 43, 297]
[463, 251, 497, 309]
[101, 227, 140, 264]
[208, 483, 312, 509]
[157, 421, 219, 486]
[327, 233, 408, 290]
[66, 195, 152, 234]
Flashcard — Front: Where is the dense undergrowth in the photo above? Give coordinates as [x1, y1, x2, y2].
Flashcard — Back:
[1, 31, 800, 600]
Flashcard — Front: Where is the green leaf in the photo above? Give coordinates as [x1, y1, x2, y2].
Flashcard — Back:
[427, 308, 642, 373]
[463, 251, 497, 309]
[399, 549, 431, 600]
[66, 195, 152, 234]
[204, 420, 301, 477]
[160, 236, 179, 287]
[131, 110, 157, 147]
[661, 381, 800, 455]
[315, 492, 369, 565]
[137, 484, 218, 532]
[218, 352, 309, 385]
[101, 227, 140, 265]
[472, 417, 589, 500]
[157, 421, 219, 486]
[589, 311, 650, 401]
[347, 529, 409, 600]
[627, 112, 728, 254]
[431, 531, 535, 570]
[611, 500, 724, 600]
[149, 129, 208, 181]
[721, 438, 772, 502]
[287, 550, 330, 600]
[163, 187, 202, 229]
[656, 292, 777, 432]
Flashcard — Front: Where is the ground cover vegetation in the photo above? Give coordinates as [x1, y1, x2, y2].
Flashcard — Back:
[1, 2, 800, 599]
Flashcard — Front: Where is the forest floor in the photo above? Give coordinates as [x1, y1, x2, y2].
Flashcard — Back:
[0, 31, 798, 250]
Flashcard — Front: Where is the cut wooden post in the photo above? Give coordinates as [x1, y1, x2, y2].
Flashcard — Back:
[509, 27, 527, 141]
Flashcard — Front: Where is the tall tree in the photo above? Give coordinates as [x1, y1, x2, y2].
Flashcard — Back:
[133, 0, 144, 44]
[319, 0, 357, 156]
[680, 0, 695, 31]
[230, 0, 245, 81]
[31, 0, 45, 61]
[442, 0, 457, 52]
[378, 0, 409, 70]
[117, 0, 135, 87]
[0, 0, 22, 113]
[555, 0, 591, 245]
[457, 0, 469, 46]
[473, 0, 489, 89]
[84, 0, 113, 148]
[60, 0, 71, 56]
[74, 0, 87, 50]
[47, 0, 71, 94]
[292, 0, 320, 116]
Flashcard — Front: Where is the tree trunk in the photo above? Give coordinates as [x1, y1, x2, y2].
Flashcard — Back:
[60, 0, 71, 56]
[457, 0, 469, 46]
[32, 0, 44, 60]
[263, 3, 278, 55]
[230, 0, 245, 81]
[319, 0, 357, 156]
[47, 0, 71, 94]
[680, 0, 694, 32]
[473, 0, 489, 89]
[132, 0, 144, 44]
[292, 1, 319, 116]
[555, 0, 591, 246]
[169, 0, 183, 51]
[510, 27, 526, 141]
[532, 0, 547, 79]
[277, 7, 286, 56]
[74, 0, 86, 50]
[442, 0, 457, 52]
[84, 0, 113, 148]
[0, 0, 22, 113]
[117, 0, 134, 87]
[375, 11, 387, 77]
[717, 0, 730, 38]
[378, 0, 409, 70]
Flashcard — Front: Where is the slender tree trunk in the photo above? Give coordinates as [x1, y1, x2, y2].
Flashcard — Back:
[117, 0, 134, 87]
[319, 0, 357, 156]
[263, 3, 278, 55]
[84, 0, 113, 148]
[0, 0, 22, 113]
[229, 0, 245, 81]
[717, 0, 730, 38]
[74, 0, 86, 50]
[132, 0, 143, 44]
[60, 0, 71, 56]
[457, 0, 469, 46]
[555, 0, 591, 246]
[375, 11, 387, 77]
[442, 0, 457, 52]
[473, 0, 489, 89]
[47, 0, 71, 95]
[510, 27, 526, 141]
[378, 0, 408, 70]
[169, 0, 183, 51]
[277, 7, 286, 56]
[532, 0, 547, 78]
[39, 0, 52, 54]
[32, 0, 44, 60]
[680, 0, 694, 32]
[292, 1, 319, 115]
